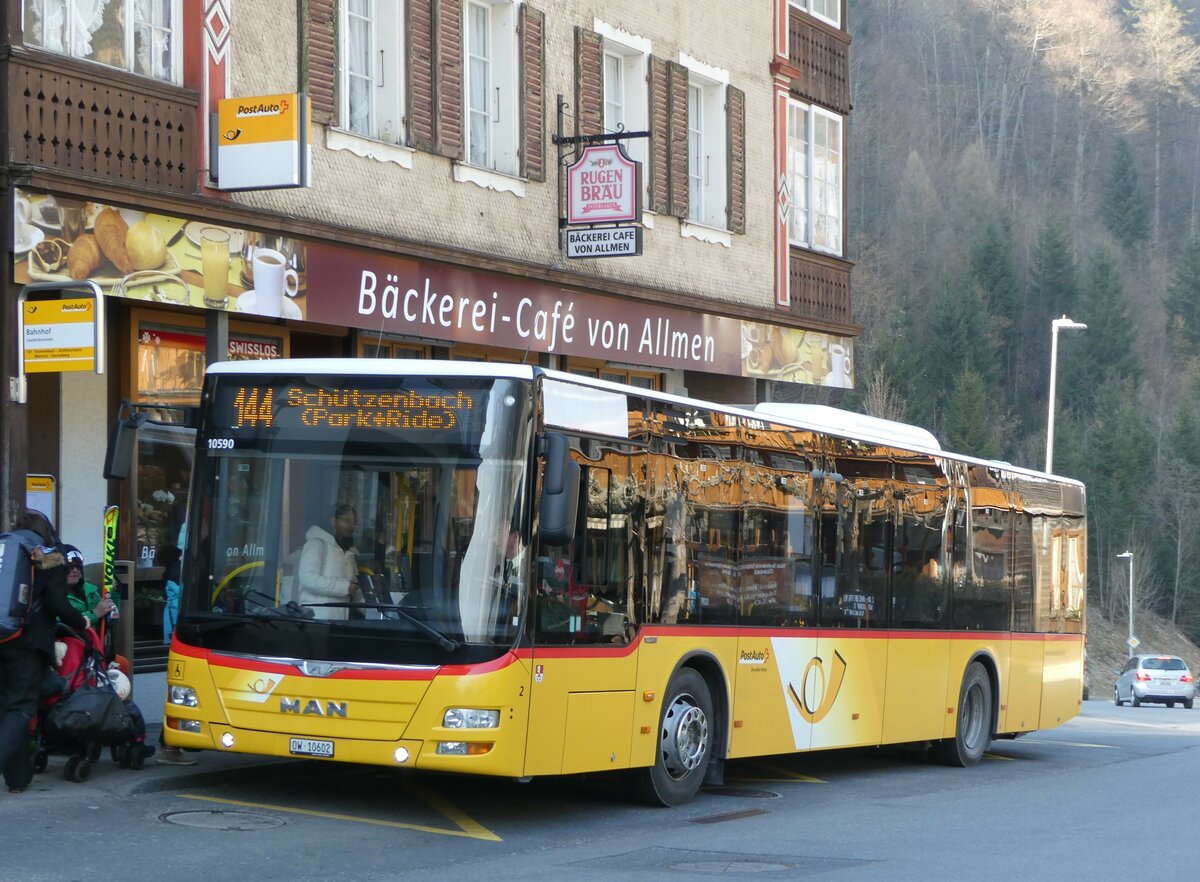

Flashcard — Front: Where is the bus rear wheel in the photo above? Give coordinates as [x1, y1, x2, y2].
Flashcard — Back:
[932, 662, 992, 767]
[633, 669, 713, 806]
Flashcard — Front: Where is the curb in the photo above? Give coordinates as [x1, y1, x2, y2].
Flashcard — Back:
[123, 755, 294, 796]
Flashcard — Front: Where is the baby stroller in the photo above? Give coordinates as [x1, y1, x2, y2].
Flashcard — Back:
[33, 625, 150, 781]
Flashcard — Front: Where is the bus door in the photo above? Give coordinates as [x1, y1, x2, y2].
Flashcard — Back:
[731, 466, 819, 758]
[524, 457, 639, 777]
[811, 466, 888, 750]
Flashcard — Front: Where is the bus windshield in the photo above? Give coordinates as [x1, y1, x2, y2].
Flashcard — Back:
[177, 373, 534, 665]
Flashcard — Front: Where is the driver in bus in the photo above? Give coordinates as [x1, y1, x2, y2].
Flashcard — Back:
[297, 503, 361, 620]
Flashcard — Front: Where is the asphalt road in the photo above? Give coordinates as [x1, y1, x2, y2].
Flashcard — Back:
[5, 695, 1200, 882]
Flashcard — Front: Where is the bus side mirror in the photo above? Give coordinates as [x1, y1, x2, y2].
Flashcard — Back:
[540, 433, 579, 546]
[103, 410, 148, 480]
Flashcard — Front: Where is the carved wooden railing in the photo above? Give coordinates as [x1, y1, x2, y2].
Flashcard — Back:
[5, 48, 199, 195]
[788, 6, 851, 115]
[789, 249, 851, 325]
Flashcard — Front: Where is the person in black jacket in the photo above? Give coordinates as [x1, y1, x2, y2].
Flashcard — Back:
[0, 509, 88, 794]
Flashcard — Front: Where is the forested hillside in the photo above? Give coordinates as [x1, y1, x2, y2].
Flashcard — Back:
[831, 1, 1200, 642]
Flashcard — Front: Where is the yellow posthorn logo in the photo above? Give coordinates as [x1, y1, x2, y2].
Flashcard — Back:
[787, 650, 848, 724]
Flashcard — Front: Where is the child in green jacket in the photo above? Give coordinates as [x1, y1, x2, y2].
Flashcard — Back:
[62, 546, 117, 626]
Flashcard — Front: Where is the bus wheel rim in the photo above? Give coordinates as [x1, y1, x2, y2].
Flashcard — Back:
[662, 696, 708, 779]
[962, 683, 984, 748]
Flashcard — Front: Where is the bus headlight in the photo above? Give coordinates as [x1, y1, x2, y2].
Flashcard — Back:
[169, 686, 199, 707]
[435, 741, 494, 756]
[442, 708, 500, 729]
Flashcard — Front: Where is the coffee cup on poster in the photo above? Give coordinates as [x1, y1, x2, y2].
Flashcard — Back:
[251, 247, 299, 317]
[14, 195, 32, 228]
[12, 196, 35, 246]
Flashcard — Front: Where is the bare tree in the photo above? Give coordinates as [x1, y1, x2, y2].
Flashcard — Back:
[1128, 0, 1200, 255]
[861, 366, 908, 422]
[1039, 0, 1142, 217]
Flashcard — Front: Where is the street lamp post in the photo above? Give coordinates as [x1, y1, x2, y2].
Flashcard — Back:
[1045, 316, 1088, 474]
[1117, 550, 1134, 658]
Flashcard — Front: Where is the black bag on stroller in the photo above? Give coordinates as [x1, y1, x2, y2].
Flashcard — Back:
[44, 683, 139, 744]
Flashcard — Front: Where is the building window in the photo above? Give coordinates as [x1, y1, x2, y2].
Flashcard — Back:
[23, 0, 183, 84]
[597, 24, 650, 205]
[787, 99, 843, 256]
[465, 0, 518, 175]
[686, 75, 727, 230]
[789, 0, 841, 29]
[340, 0, 406, 144]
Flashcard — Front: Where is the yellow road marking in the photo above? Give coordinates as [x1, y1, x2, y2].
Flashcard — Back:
[733, 761, 826, 784]
[1018, 738, 1117, 749]
[179, 781, 501, 842]
[983, 752, 1014, 761]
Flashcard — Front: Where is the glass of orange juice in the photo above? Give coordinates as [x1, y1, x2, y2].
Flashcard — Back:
[201, 228, 231, 308]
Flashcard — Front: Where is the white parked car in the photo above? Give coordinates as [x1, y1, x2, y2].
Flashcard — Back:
[1114, 655, 1195, 709]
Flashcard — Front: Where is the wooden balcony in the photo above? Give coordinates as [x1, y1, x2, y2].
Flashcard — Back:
[789, 248, 852, 326]
[4, 48, 198, 195]
[788, 6, 850, 114]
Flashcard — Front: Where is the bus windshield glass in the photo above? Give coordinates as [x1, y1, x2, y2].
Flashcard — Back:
[177, 373, 534, 665]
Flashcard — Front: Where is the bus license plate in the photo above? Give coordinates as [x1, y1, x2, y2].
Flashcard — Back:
[289, 737, 334, 758]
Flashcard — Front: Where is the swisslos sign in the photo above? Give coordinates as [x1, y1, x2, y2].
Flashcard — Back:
[566, 144, 641, 225]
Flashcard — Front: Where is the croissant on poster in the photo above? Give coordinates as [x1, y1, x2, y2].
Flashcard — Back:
[93, 208, 133, 274]
[67, 234, 103, 280]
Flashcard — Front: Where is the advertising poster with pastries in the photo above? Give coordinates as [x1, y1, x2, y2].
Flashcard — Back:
[11, 188, 307, 320]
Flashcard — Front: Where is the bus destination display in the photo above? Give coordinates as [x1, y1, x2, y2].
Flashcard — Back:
[213, 379, 481, 440]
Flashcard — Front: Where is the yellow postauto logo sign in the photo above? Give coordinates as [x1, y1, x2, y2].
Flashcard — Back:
[217, 93, 300, 146]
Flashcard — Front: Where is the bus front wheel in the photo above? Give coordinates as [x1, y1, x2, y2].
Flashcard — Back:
[931, 662, 992, 767]
[633, 668, 713, 806]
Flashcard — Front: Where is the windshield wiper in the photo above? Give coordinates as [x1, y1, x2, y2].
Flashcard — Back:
[307, 601, 461, 652]
[244, 591, 317, 622]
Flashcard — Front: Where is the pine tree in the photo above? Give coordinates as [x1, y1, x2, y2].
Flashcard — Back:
[1058, 245, 1139, 413]
[943, 365, 1011, 459]
[1022, 212, 1080, 427]
[969, 218, 1020, 404]
[1101, 139, 1149, 248]
[1163, 227, 1200, 355]
[1030, 211, 1079, 318]
[924, 277, 997, 428]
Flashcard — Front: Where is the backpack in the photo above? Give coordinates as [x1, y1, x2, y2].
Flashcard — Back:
[0, 529, 44, 644]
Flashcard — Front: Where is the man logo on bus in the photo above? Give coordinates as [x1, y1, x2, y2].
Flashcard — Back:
[786, 650, 848, 724]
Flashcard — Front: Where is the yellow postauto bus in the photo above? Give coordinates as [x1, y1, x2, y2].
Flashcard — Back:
[163, 359, 1086, 805]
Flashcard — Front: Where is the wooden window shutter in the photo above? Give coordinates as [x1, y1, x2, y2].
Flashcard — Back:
[434, 0, 464, 160]
[726, 85, 745, 234]
[519, 4, 545, 182]
[666, 60, 689, 219]
[647, 56, 670, 215]
[407, 0, 436, 152]
[574, 27, 603, 137]
[302, 0, 337, 126]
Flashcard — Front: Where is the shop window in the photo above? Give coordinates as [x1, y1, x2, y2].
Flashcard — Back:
[359, 339, 429, 359]
[569, 359, 661, 391]
[449, 344, 524, 363]
[23, 0, 183, 84]
[136, 326, 205, 407]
